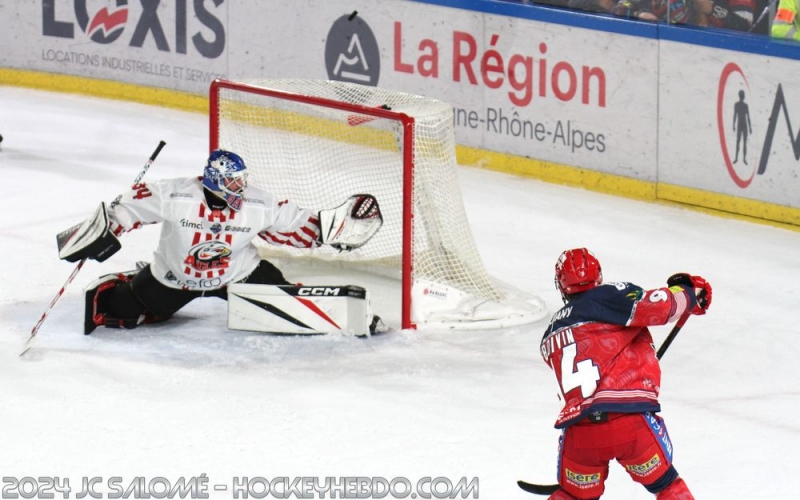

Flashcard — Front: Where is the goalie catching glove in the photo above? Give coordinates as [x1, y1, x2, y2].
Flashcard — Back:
[57, 202, 121, 263]
[318, 194, 383, 251]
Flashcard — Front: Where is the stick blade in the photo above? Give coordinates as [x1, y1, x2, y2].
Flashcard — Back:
[517, 480, 561, 495]
[19, 336, 37, 357]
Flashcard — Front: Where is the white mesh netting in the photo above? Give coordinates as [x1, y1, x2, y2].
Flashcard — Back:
[211, 79, 546, 329]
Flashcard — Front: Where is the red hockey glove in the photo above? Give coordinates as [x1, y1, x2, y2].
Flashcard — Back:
[667, 273, 712, 315]
[690, 275, 712, 315]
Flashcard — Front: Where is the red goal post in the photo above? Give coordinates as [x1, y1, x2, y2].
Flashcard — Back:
[209, 78, 546, 330]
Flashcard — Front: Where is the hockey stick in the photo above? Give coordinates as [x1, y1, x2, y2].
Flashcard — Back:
[517, 290, 707, 495]
[656, 288, 707, 360]
[517, 480, 560, 496]
[20, 140, 167, 357]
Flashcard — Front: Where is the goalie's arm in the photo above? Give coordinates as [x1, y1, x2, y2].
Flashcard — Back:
[258, 199, 322, 248]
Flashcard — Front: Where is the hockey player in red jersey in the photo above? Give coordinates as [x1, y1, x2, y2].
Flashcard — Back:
[58, 149, 382, 334]
[541, 248, 711, 500]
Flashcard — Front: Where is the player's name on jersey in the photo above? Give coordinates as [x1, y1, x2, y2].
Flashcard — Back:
[540, 327, 576, 360]
[551, 305, 573, 323]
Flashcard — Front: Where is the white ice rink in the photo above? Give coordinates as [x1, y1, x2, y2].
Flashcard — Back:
[1, 87, 798, 499]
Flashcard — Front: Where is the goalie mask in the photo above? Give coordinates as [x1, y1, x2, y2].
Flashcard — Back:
[203, 150, 248, 211]
[555, 248, 603, 304]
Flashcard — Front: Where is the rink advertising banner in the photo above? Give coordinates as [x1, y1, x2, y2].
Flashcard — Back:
[1, 0, 798, 222]
[0, 0, 658, 182]
[225, 1, 659, 181]
[1, 0, 228, 94]
[659, 40, 800, 211]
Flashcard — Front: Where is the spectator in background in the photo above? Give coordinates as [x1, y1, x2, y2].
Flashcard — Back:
[635, 0, 692, 22]
[569, 0, 618, 14]
[612, 0, 691, 22]
[505, 0, 760, 34]
[692, 0, 755, 30]
[772, 0, 800, 39]
[748, 0, 775, 34]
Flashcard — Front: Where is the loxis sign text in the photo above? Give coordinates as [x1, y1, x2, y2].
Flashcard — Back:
[42, 0, 225, 59]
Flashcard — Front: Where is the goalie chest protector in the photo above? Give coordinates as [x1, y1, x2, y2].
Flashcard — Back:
[227, 283, 371, 336]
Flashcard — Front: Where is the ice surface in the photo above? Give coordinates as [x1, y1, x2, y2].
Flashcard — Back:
[1, 87, 798, 499]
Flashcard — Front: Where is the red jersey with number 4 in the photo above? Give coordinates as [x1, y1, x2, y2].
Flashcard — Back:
[541, 282, 692, 428]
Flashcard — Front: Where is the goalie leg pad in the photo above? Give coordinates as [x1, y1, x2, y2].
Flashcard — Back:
[84, 271, 143, 334]
[84, 269, 166, 334]
[227, 283, 375, 336]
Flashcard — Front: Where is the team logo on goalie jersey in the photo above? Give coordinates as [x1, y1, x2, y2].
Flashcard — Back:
[185, 240, 231, 271]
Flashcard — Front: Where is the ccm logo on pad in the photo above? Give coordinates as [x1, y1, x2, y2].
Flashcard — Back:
[298, 287, 341, 296]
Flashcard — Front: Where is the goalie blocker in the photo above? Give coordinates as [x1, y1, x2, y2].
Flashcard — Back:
[228, 283, 382, 336]
[57, 202, 121, 263]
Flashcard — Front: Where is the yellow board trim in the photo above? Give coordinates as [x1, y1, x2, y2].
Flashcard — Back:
[457, 144, 800, 232]
[3, 68, 798, 232]
[0, 68, 206, 113]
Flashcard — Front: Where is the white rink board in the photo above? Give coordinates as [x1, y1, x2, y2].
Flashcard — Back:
[4, 0, 800, 215]
[1, 0, 229, 93]
[658, 40, 800, 208]
[240, 1, 659, 180]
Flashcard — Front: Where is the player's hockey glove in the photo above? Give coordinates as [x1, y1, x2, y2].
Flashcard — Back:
[667, 273, 712, 315]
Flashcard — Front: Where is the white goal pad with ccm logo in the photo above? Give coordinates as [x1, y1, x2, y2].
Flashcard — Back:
[227, 283, 373, 336]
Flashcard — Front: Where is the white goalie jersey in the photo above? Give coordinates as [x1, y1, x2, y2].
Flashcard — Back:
[108, 177, 321, 291]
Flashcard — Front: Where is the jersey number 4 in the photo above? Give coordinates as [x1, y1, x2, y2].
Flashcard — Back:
[559, 343, 601, 398]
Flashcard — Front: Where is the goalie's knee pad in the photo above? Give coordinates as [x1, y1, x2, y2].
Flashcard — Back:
[84, 271, 162, 334]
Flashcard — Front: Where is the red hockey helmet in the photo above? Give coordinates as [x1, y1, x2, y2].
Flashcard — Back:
[555, 248, 603, 303]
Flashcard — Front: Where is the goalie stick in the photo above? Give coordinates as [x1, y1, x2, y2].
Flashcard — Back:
[20, 140, 166, 357]
[517, 292, 706, 495]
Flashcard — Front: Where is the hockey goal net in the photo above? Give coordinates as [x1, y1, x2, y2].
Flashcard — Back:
[209, 79, 546, 330]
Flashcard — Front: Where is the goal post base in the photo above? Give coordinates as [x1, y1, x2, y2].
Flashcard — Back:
[411, 279, 548, 331]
